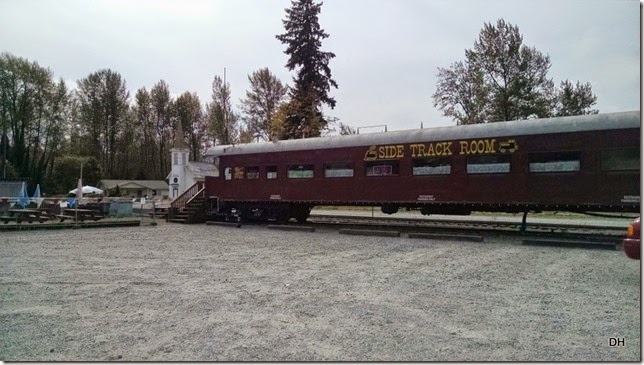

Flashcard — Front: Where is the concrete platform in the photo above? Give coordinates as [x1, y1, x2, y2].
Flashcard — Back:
[339, 228, 400, 237]
[311, 208, 634, 230]
[267, 225, 315, 232]
[0, 219, 141, 231]
[206, 221, 241, 228]
[408, 232, 484, 242]
[522, 238, 618, 250]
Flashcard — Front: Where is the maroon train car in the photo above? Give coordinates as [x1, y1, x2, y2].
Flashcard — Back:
[203, 111, 640, 223]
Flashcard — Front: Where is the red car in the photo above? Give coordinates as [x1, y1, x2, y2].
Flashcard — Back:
[623, 217, 640, 260]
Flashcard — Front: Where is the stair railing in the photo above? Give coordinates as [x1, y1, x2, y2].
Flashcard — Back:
[169, 181, 205, 220]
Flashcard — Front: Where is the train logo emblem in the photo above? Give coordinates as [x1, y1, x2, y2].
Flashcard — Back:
[498, 139, 518, 153]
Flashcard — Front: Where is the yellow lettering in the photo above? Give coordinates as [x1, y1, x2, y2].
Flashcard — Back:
[418, 144, 426, 157]
[459, 139, 498, 155]
[435, 142, 443, 156]
[427, 143, 435, 156]
[444, 142, 453, 155]
[459, 141, 469, 155]
[369, 144, 406, 160]
[485, 139, 496, 153]
[410, 144, 419, 158]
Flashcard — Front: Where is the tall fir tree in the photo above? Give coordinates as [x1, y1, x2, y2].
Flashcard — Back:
[276, 0, 337, 139]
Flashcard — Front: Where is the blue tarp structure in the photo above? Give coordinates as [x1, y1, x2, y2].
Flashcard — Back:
[31, 184, 42, 206]
[17, 182, 28, 208]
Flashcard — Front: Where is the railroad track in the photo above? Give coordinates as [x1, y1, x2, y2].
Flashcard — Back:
[302, 213, 627, 248]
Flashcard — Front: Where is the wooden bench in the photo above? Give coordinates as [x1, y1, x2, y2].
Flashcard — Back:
[28, 214, 49, 223]
[0, 216, 18, 224]
[56, 214, 78, 223]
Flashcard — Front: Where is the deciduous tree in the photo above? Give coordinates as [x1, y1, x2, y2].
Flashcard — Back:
[150, 80, 174, 179]
[0, 52, 70, 188]
[554, 80, 598, 116]
[432, 19, 596, 124]
[239, 68, 288, 141]
[175, 91, 206, 160]
[76, 69, 129, 177]
[206, 75, 238, 145]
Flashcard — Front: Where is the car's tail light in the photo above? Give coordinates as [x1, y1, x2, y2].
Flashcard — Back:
[626, 223, 640, 238]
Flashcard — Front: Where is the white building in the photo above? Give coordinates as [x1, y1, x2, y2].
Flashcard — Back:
[167, 122, 218, 198]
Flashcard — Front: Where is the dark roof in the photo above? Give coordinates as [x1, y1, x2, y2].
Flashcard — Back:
[98, 180, 169, 190]
[204, 111, 640, 158]
[0, 181, 26, 197]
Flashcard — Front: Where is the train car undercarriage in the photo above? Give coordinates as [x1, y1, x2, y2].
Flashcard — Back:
[206, 198, 639, 229]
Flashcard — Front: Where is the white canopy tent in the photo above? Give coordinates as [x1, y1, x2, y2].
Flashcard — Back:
[69, 185, 104, 195]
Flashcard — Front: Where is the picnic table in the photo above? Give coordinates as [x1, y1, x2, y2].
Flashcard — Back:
[1, 208, 50, 224]
[59, 208, 104, 222]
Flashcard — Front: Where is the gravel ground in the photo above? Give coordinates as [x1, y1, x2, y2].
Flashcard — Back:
[0, 221, 640, 361]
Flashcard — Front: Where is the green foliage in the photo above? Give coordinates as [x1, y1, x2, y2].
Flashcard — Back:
[109, 184, 121, 197]
[239, 68, 288, 141]
[337, 122, 357, 135]
[0, 52, 68, 184]
[150, 80, 174, 179]
[554, 80, 598, 116]
[175, 92, 205, 159]
[276, 0, 337, 138]
[277, 97, 327, 139]
[206, 75, 238, 145]
[434, 61, 489, 125]
[132, 87, 156, 179]
[433, 19, 597, 124]
[75, 69, 130, 176]
[48, 155, 102, 195]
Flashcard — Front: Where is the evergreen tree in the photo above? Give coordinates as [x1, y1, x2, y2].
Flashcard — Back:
[276, 0, 337, 138]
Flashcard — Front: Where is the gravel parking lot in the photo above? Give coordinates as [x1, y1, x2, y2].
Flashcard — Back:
[0, 222, 640, 361]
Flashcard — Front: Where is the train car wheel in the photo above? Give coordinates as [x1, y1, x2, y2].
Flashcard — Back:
[291, 205, 312, 223]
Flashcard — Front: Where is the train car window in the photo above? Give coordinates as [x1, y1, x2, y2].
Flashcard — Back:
[246, 166, 260, 179]
[528, 152, 580, 173]
[288, 164, 314, 179]
[266, 166, 278, 179]
[467, 155, 511, 174]
[601, 148, 640, 171]
[365, 161, 399, 176]
[325, 163, 354, 178]
[413, 157, 451, 175]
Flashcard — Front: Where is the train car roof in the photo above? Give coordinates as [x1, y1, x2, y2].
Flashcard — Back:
[204, 110, 640, 158]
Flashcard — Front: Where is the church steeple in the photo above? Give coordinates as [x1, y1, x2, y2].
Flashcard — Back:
[169, 121, 190, 198]
[174, 121, 186, 149]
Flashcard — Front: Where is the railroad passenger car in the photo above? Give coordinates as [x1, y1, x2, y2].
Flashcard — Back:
[203, 111, 640, 223]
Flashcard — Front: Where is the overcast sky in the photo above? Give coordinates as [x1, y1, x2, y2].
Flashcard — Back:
[0, 0, 639, 132]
